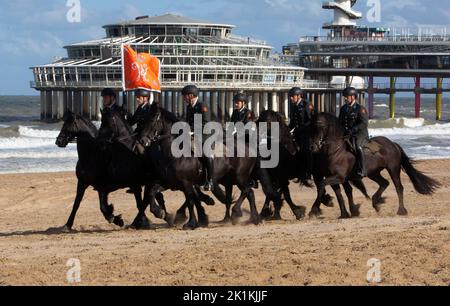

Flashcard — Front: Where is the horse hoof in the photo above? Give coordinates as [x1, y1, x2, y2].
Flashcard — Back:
[339, 213, 351, 219]
[164, 213, 175, 228]
[250, 215, 261, 225]
[131, 217, 151, 230]
[61, 225, 73, 233]
[260, 208, 274, 220]
[308, 209, 322, 218]
[174, 213, 187, 225]
[113, 215, 125, 228]
[293, 206, 306, 220]
[219, 217, 232, 224]
[183, 222, 198, 231]
[198, 216, 209, 228]
[397, 208, 408, 216]
[351, 204, 361, 218]
[373, 204, 382, 213]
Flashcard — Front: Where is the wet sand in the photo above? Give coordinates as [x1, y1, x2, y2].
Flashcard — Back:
[0, 159, 449, 285]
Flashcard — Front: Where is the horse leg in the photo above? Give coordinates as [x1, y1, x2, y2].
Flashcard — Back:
[387, 166, 407, 216]
[193, 188, 209, 228]
[183, 187, 198, 230]
[231, 191, 247, 225]
[282, 185, 306, 220]
[260, 197, 273, 220]
[195, 186, 215, 206]
[246, 188, 261, 225]
[309, 175, 325, 218]
[154, 191, 174, 227]
[143, 185, 166, 220]
[343, 181, 360, 217]
[98, 191, 124, 227]
[174, 201, 188, 226]
[131, 187, 151, 230]
[220, 184, 233, 224]
[331, 184, 351, 219]
[64, 180, 88, 231]
[368, 172, 390, 212]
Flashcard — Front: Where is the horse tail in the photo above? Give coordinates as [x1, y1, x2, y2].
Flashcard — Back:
[396, 143, 441, 195]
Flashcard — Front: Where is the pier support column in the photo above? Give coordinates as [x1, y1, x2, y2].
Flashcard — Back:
[262, 92, 269, 112]
[415, 77, 421, 118]
[178, 91, 184, 118]
[436, 77, 443, 121]
[227, 91, 234, 120]
[171, 91, 177, 114]
[252, 92, 260, 119]
[271, 92, 278, 112]
[219, 91, 226, 122]
[389, 77, 396, 119]
[40, 91, 46, 120]
[368, 76, 374, 119]
[282, 92, 289, 119]
[211, 91, 218, 121]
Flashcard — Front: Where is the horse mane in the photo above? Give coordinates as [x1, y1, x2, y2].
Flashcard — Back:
[154, 107, 180, 124]
[315, 112, 344, 138]
[104, 109, 133, 135]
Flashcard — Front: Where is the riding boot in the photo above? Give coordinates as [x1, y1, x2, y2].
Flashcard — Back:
[356, 146, 367, 177]
[203, 157, 215, 192]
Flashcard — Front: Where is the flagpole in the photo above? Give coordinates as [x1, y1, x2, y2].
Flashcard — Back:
[121, 43, 127, 110]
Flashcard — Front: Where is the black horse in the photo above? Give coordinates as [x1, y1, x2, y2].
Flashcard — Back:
[97, 108, 174, 228]
[55, 111, 128, 230]
[139, 107, 269, 228]
[310, 112, 441, 218]
[256, 110, 307, 220]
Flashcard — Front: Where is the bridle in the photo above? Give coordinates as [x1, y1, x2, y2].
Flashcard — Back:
[314, 121, 344, 155]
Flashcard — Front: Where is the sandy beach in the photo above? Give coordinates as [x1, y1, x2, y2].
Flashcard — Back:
[0, 159, 449, 286]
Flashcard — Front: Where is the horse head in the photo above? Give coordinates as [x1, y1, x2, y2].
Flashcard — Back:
[257, 110, 298, 156]
[99, 108, 135, 151]
[310, 113, 343, 153]
[56, 110, 97, 148]
[139, 107, 178, 148]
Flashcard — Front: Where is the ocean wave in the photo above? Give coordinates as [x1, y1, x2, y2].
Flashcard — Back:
[369, 117, 426, 129]
[0, 150, 77, 159]
[18, 126, 60, 138]
[0, 137, 61, 150]
[375, 104, 389, 108]
[370, 122, 450, 137]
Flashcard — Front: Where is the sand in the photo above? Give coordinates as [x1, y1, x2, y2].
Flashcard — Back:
[0, 159, 449, 286]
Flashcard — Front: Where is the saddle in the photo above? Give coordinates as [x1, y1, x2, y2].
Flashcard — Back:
[344, 137, 382, 155]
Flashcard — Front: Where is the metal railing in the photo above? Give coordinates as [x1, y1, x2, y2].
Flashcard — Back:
[298, 35, 450, 43]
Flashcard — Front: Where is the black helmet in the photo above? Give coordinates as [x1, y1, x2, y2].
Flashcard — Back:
[101, 88, 116, 98]
[135, 88, 151, 98]
[181, 85, 199, 97]
[343, 87, 357, 98]
[233, 93, 248, 104]
[288, 87, 304, 98]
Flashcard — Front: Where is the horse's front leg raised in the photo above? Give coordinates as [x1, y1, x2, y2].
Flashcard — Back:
[98, 191, 124, 227]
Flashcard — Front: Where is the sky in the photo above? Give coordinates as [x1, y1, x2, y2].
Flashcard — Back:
[0, 0, 449, 95]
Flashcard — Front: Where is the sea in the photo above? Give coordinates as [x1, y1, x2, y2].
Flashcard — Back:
[0, 95, 450, 174]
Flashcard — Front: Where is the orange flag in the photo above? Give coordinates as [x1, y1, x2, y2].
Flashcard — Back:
[122, 44, 161, 92]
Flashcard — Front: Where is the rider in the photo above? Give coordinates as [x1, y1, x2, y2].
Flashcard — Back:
[339, 86, 369, 177]
[98, 88, 127, 141]
[288, 87, 314, 182]
[230, 93, 254, 125]
[182, 85, 215, 192]
[128, 89, 158, 138]
[101, 88, 126, 116]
